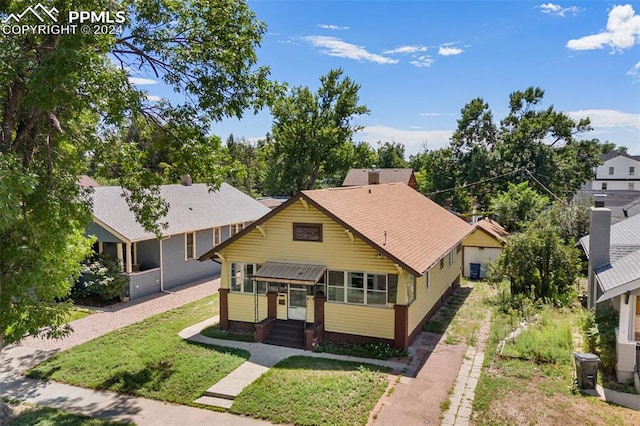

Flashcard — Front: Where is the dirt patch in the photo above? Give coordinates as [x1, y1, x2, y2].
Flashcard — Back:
[71, 294, 121, 308]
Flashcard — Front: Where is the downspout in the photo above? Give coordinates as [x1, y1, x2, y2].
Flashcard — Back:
[160, 236, 174, 294]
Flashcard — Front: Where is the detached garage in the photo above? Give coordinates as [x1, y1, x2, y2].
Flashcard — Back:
[462, 218, 508, 279]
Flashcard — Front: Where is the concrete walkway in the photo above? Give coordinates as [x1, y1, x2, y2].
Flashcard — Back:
[441, 312, 491, 426]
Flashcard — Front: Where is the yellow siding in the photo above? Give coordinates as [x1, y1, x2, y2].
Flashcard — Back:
[408, 249, 462, 333]
[463, 229, 502, 249]
[220, 200, 397, 274]
[228, 293, 267, 322]
[306, 296, 315, 323]
[325, 303, 394, 339]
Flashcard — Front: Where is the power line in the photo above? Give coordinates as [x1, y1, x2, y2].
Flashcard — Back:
[426, 167, 525, 196]
[524, 168, 562, 201]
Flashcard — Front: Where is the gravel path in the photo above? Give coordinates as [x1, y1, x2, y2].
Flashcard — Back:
[18, 277, 219, 354]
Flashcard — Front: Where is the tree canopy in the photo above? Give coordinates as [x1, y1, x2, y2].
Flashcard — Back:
[0, 0, 273, 354]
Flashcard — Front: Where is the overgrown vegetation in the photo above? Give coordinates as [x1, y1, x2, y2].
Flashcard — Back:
[27, 296, 250, 404]
[581, 305, 618, 374]
[314, 341, 407, 360]
[231, 356, 389, 425]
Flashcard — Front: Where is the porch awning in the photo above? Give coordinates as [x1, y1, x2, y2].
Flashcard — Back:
[253, 262, 326, 285]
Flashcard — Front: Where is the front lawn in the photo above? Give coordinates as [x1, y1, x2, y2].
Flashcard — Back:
[27, 295, 249, 404]
[231, 356, 389, 425]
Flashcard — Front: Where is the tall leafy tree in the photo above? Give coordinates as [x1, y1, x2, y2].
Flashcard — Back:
[264, 68, 369, 195]
[0, 0, 273, 363]
[490, 182, 549, 233]
[376, 141, 408, 168]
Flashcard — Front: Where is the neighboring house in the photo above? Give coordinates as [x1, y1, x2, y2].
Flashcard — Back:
[574, 190, 640, 224]
[199, 182, 472, 350]
[89, 181, 271, 300]
[580, 209, 640, 384]
[462, 218, 508, 279]
[257, 196, 289, 210]
[77, 175, 100, 188]
[582, 150, 640, 191]
[342, 168, 417, 189]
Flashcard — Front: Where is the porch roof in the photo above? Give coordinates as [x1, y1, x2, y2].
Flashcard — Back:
[253, 262, 326, 285]
[595, 249, 640, 303]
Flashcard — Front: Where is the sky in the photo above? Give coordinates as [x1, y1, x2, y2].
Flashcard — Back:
[135, 1, 640, 157]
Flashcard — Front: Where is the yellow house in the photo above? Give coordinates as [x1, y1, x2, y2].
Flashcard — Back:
[199, 183, 472, 350]
[462, 218, 508, 279]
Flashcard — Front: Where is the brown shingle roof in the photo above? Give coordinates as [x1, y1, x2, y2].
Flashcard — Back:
[77, 175, 100, 187]
[474, 218, 509, 243]
[201, 183, 473, 275]
[342, 168, 415, 187]
[302, 183, 472, 274]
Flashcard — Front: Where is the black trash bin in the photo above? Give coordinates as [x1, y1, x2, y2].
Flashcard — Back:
[469, 263, 481, 280]
[573, 352, 600, 389]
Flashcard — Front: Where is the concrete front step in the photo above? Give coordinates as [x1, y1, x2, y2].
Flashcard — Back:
[194, 395, 234, 409]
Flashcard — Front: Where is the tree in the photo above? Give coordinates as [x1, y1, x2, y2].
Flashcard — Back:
[264, 68, 369, 195]
[490, 182, 549, 232]
[0, 0, 273, 365]
[376, 142, 408, 168]
[417, 147, 470, 212]
[493, 212, 580, 302]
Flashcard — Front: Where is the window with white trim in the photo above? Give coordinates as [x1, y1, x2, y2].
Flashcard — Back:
[449, 249, 455, 266]
[609, 166, 614, 175]
[327, 270, 389, 306]
[230, 263, 258, 293]
[602, 182, 608, 190]
[229, 223, 243, 237]
[630, 166, 635, 176]
[426, 270, 431, 290]
[213, 227, 221, 246]
[185, 232, 196, 260]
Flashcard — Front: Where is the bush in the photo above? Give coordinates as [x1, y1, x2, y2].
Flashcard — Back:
[580, 305, 618, 373]
[76, 254, 128, 301]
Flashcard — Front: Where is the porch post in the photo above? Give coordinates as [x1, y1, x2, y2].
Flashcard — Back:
[116, 243, 124, 272]
[98, 241, 103, 254]
[219, 288, 230, 330]
[394, 304, 409, 350]
[125, 242, 132, 274]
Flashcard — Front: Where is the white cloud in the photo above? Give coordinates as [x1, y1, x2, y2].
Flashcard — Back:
[146, 95, 162, 102]
[317, 24, 349, 30]
[438, 46, 463, 56]
[383, 45, 428, 54]
[128, 77, 158, 85]
[537, 3, 580, 17]
[359, 125, 453, 155]
[304, 36, 398, 64]
[419, 112, 444, 117]
[567, 4, 640, 51]
[627, 61, 640, 81]
[409, 55, 434, 67]
[567, 109, 640, 129]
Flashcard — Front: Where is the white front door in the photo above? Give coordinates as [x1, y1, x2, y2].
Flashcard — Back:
[288, 284, 307, 321]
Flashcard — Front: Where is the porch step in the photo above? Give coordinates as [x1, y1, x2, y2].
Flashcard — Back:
[264, 320, 305, 349]
[194, 395, 233, 409]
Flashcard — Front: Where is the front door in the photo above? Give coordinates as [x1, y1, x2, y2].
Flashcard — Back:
[288, 284, 307, 321]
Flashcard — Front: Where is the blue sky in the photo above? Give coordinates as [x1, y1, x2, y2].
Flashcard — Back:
[135, 1, 640, 157]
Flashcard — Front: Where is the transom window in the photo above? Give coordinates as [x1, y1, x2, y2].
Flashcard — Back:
[327, 270, 391, 306]
[185, 232, 196, 260]
[293, 223, 323, 242]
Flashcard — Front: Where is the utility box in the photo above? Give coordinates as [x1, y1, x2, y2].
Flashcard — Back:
[469, 263, 481, 280]
[574, 352, 600, 389]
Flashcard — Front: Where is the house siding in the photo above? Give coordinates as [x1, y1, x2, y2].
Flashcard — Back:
[161, 230, 219, 289]
[87, 223, 124, 243]
[463, 229, 502, 248]
[128, 268, 161, 300]
[228, 293, 268, 322]
[325, 303, 395, 339]
[408, 250, 462, 334]
[463, 247, 502, 278]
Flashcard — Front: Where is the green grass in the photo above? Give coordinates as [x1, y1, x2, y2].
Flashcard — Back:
[4, 405, 131, 426]
[200, 324, 254, 342]
[27, 295, 250, 404]
[231, 356, 389, 425]
[314, 341, 407, 360]
[66, 309, 91, 323]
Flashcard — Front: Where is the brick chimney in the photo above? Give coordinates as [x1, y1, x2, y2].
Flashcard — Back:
[368, 168, 380, 185]
[587, 207, 611, 309]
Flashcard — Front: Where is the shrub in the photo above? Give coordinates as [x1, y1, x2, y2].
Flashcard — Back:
[580, 305, 618, 373]
[76, 254, 128, 301]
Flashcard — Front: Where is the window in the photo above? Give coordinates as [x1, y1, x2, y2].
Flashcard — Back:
[229, 223, 242, 237]
[185, 232, 195, 260]
[449, 250, 455, 266]
[328, 270, 389, 306]
[426, 270, 431, 290]
[439, 258, 444, 269]
[230, 263, 258, 293]
[630, 166, 635, 176]
[213, 227, 221, 246]
[406, 274, 416, 303]
[609, 166, 614, 175]
[293, 223, 323, 242]
[602, 183, 608, 190]
[456, 243, 462, 253]
[630, 182, 635, 191]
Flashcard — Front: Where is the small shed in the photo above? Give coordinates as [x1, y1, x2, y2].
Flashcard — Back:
[462, 218, 508, 279]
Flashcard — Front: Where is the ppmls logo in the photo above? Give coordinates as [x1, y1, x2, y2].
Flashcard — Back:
[2, 4, 59, 24]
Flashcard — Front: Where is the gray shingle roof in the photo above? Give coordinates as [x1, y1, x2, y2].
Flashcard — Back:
[579, 213, 640, 255]
[91, 183, 270, 242]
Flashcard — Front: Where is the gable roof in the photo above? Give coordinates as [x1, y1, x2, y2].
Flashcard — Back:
[200, 183, 473, 276]
[342, 168, 415, 187]
[473, 218, 509, 243]
[601, 150, 640, 163]
[579, 214, 640, 302]
[91, 183, 271, 242]
[77, 175, 100, 187]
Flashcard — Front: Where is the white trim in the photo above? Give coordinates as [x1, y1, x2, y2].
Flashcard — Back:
[213, 227, 221, 246]
[426, 270, 431, 290]
[185, 231, 196, 261]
